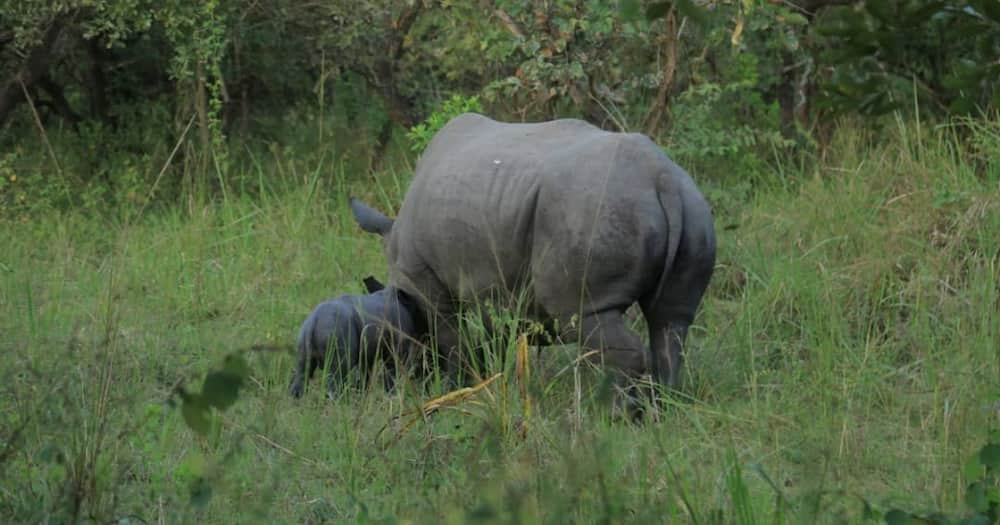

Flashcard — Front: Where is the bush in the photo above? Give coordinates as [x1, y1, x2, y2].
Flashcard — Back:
[405, 94, 484, 153]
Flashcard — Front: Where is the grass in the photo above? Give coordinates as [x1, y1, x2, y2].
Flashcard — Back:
[0, 117, 998, 524]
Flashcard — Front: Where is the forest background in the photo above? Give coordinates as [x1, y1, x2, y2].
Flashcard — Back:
[1, 1, 999, 523]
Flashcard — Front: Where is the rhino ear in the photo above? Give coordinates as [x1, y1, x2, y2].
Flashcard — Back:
[350, 197, 394, 236]
[362, 275, 385, 293]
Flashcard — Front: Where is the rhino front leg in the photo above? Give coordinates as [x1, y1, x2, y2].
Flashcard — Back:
[571, 310, 648, 375]
[565, 310, 651, 416]
[324, 323, 359, 399]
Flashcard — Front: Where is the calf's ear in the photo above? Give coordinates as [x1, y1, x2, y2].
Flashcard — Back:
[363, 275, 385, 293]
[350, 197, 394, 236]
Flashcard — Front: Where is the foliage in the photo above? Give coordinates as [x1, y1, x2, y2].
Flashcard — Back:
[156, 0, 231, 168]
[652, 0, 805, 179]
[0, 0, 154, 52]
[10, 0, 998, 211]
[475, 0, 649, 125]
[881, 431, 1000, 524]
[175, 353, 251, 438]
[406, 94, 483, 152]
[813, 0, 1000, 116]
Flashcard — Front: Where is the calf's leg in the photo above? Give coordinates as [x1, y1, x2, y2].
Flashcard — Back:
[324, 322, 359, 399]
[289, 351, 308, 398]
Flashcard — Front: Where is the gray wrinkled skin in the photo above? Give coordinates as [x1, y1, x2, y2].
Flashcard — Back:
[289, 287, 418, 398]
[351, 113, 716, 392]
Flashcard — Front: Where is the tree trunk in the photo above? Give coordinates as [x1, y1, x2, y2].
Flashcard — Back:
[368, 71, 417, 170]
[777, 52, 797, 136]
[37, 75, 81, 127]
[784, 0, 860, 14]
[771, 0, 860, 132]
[195, 61, 211, 177]
[85, 37, 110, 123]
[644, 10, 679, 137]
[365, 3, 426, 169]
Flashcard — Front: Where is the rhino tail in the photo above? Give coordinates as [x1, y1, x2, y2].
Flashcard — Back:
[649, 177, 684, 309]
[349, 197, 394, 236]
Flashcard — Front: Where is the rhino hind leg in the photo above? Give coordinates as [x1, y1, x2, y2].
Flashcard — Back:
[639, 244, 715, 389]
[430, 315, 468, 384]
[290, 316, 322, 398]
[289, 351, 308, 398]
[289, 349, 327, 398]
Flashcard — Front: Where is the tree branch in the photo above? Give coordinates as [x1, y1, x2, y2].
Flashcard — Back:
[644, 10, 679, 136]
[37, 75, 81, 126]
[774, 0, 860, 18]
[0, 16, 69, 127]
[85, 37, 110, 122]
[476, 1, 526, 39]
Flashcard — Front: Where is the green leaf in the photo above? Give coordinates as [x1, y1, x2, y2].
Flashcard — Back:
[969, 0, 1000, 23]
[189, 476, 213, 507]
[676, 0, 709, 27]
[966, 453, 985, 481]
[196, 353, 250, 411]
[36, 443, 63, 464]
[181, 394, 211, 436]
[201, 371, 242, 411]
[949, 96, 977, 115]
[176, 452, 206, 482]
[902, 1, 946, 27]
[884, 509, 919, 525]
[783, 13, 809, 26]
[861, 500, 881, 521]
[980, 444, 1000, 469]
[222, 354, 250, 379]
[866, 0, 894, 23]
[959, 515, 992, 525]
[942, 72, 975, 91]
[967, 481, 988, 513]
[646, 1, 673, 20]
[619, 0, 641, 21]
[815, 7, 869, 37]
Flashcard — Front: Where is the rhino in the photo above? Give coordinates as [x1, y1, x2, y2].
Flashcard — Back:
[350, 113, 716, 393]
[289, 276, 421, 398]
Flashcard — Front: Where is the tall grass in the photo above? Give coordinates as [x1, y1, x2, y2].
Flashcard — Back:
[0, 117, 997, 523]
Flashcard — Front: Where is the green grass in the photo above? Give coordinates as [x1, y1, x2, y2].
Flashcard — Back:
[1, 118, 998, 524]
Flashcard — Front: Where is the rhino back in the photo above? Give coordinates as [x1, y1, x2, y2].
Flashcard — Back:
[307, 299, 360, 358]
[389, 114, 692, 317]
[356, 290, 414, 333]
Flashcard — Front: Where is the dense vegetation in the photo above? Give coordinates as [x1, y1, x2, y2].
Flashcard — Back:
[1, 0, 998, 523]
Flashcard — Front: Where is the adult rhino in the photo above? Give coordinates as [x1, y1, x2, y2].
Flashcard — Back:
[350, 113, 716, 391]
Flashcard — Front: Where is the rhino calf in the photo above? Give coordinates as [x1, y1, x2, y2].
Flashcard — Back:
[289, 278, 419, 398]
